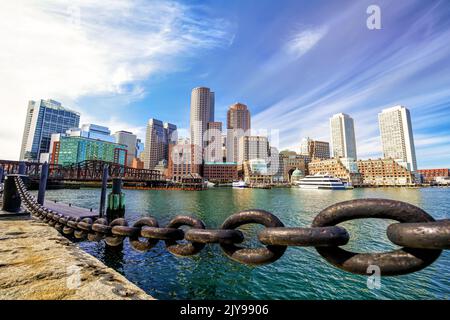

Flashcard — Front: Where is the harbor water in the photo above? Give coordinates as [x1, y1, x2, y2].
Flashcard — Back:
[40, 187, 450, 299]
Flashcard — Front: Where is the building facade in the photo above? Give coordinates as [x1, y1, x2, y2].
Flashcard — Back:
[203, 162, 238, 183]
[300, 137, 330, 160]
[308, 158, 362, 186]
[113, 131, 137, 167]
[378, 105, 417, 172]
[144, 119, 177, 170]
[168, 143, 203, 182]
[238, 136, 270, 165]
[51, 136, 127, 166]
[330, 113, 357, 159]
[190, 87, 215, 152]
[20, 99, 80, 162]
[226, 103, 251, 162]
[357, 158, 415, 186]
[417, 168, 450, 184]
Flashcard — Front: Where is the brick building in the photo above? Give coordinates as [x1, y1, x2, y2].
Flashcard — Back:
[357, 158, 415, 186]
[417, 168, 450, 184]
[203, 162, 238, 183]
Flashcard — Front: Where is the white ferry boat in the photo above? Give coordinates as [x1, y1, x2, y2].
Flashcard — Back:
[295, 174, 347, 190]
[232, 180, 248, 188]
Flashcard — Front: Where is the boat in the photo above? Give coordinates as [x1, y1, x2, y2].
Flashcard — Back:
[294, 174, 347, 190]
[204, 180, 215, 188]
[232, 180, 248, 188]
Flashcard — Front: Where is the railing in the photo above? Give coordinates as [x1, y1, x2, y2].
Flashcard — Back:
[0, 160, 163, 182]
[13, 176, 450, 276]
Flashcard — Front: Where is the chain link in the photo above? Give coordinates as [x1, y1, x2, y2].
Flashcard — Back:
[13, 176, 450, 276]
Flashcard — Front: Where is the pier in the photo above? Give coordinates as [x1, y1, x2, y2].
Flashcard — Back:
[0, 214, 153, 300]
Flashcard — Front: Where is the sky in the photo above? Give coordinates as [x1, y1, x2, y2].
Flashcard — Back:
[0, 0, 449, 168]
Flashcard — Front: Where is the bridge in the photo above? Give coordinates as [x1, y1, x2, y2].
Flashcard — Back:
[0, 159, 163, 183]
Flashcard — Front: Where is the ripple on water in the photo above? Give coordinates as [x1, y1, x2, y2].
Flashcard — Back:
[38, 187, 450, 300]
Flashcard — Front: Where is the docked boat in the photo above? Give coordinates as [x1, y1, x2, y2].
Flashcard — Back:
[294, 174, 347, 190]
[232, 180, 248, 188]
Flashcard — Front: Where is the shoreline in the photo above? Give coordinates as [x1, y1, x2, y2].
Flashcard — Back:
[0, 214, 154, 300]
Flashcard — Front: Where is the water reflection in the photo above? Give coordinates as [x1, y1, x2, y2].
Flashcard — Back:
[40, 187, 449, 300]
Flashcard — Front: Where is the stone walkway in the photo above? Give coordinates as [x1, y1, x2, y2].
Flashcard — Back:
[0, 215, 154, 300]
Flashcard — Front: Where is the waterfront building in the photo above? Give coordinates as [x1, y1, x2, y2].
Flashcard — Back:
[378, 106, 417, 172]
[226, 103, 251, 163]
[280, 153, 310, 181]
[131, 157, 144, 169]
[417, 168, 450, 184]
[113, 131, 137, 167]
[190, 87, 215, 152]
[205, 122, 223, 163]
[238, 136, 269, 165]
[50, 135, 127, 166]
[168, 143, 203, 182]
[154, 159, 169, 177]
[357, 158, 415, 186]
[308, 158, 363, 186]
[290, 168, 305, 183]
[330, 113, 357, 159]
[144, 119, 177, 170]
[20, 99, 80, 162]
[243, 159, 273, 185]
[300, 137, 330, 160]
[203, 162, 238, 183]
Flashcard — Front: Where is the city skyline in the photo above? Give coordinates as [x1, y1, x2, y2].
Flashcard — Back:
[1, 1, 450, 168]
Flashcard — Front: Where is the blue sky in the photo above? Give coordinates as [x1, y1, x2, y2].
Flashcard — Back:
[1, 0, 449, 168]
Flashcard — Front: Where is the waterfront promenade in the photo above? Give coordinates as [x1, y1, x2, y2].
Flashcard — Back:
[0, 213, 153, 300]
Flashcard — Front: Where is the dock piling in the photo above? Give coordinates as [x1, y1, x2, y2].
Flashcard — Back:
[37, 162, 49, 205]
[99, 164, 109, 218]
[106, 178, 125, 221]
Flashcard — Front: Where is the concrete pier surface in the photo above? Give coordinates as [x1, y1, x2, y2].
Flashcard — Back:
[0, 215, 154, 300]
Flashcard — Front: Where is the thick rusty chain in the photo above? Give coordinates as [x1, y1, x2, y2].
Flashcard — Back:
[13, 177, 450, 276]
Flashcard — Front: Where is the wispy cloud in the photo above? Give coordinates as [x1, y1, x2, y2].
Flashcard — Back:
[0, 0, 232, 160]
[251, 0, 450, 168]
[285, 26, 328, 58]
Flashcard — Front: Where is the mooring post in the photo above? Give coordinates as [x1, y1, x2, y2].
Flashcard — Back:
[37, 162, 49, 205]
[2, 174, 26, 213]
[106, 178, 125, 221]
[99, 164, 109, 218]
[18, 162, 26, 175]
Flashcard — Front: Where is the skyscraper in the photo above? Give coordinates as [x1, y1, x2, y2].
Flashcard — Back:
[226, 103, 251, 162]
[20, 99, 80, 162]
[238, 136, 269, 164]
[143, 118, 177, 169]
[330, 113, 357, 159]
[378, 105, 417, 172]
[190, 87, 215, 151]
[113, 131, 137, 167]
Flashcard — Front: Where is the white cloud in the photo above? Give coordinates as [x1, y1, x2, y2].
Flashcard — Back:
[285, 26, 328, 58]
[0, 0, 232, 160]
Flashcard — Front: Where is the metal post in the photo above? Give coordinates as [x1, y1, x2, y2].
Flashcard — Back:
[106, 178, 125, 221]
[2, 175, 22, 212]
[99, 164, 109, 218]
[18, 162, 26, 175]
[37, 162, 49, 205]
